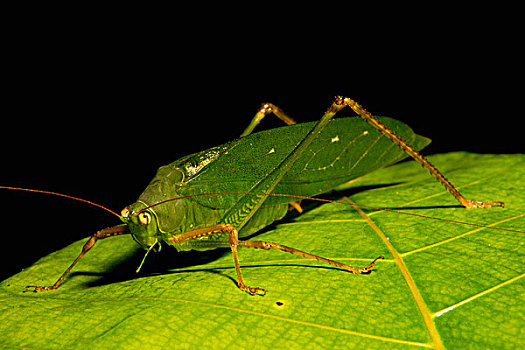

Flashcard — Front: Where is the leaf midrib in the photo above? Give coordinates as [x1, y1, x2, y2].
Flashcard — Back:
[346, 197, 444, 349]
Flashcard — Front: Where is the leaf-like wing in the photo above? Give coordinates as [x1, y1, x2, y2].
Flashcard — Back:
[179, 116, 430, 208]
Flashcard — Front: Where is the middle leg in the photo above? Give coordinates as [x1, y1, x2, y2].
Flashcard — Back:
[168, 223, 266, 295]
[167, 223, 384, 295]
[240, 102, 296, 137]
[240, 240, 384, 274]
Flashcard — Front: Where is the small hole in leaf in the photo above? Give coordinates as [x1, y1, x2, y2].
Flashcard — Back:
[275, 301, 284, 306]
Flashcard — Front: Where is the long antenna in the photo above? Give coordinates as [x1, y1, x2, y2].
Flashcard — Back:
[3, 186, 522, 235]
[0, 186, 120, 218]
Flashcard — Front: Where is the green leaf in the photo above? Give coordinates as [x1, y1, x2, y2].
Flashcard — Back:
[1, 152, 523, 349]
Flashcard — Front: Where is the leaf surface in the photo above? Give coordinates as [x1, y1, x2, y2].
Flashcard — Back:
[1, 152, 524, 349]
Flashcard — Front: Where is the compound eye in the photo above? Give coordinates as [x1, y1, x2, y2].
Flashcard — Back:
[138, 211, 151, 225]
[121, 207, 130, 218]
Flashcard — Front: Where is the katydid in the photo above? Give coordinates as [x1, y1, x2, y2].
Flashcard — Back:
[5, 96, 505, 295]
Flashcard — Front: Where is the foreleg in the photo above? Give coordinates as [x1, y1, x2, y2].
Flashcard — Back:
[26, 224, 130, 292]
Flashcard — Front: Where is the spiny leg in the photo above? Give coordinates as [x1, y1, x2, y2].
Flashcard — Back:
[240, 240, 384, 274]
[240, 102, 296, 137]
[168, 224, 384, 295]
[334, 96, 505, 209]
[25, 224, 130, 292]
[168, 223, 266, 295]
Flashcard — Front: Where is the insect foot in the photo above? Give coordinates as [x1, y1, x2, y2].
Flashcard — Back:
[238, 282, 267, 296]
[354, 255, 385, 274]
[24, 285, 57, 293]
[463, 199, 505, 208]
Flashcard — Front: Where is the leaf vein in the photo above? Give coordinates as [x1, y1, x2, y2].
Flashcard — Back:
[345, 197, 444, 350]
[401, 213, 525, 257]
[113, 296, 434, 348]
[432, 272, 525, 318]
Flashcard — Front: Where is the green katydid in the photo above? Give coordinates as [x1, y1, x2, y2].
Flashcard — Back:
[6, 96, 505, 295]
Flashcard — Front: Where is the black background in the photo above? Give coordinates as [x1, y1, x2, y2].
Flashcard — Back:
[2, 15, 523, 282]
